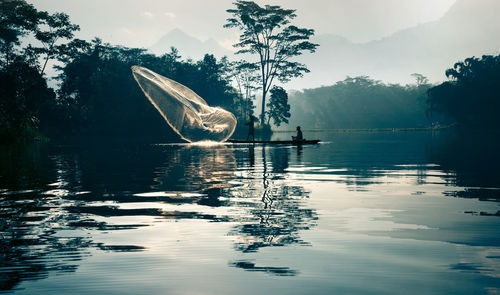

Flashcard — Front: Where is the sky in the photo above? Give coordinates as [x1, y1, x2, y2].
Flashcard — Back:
[28, 0, 457, 50]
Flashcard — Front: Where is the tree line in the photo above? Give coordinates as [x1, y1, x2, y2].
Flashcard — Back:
[285, 76, 432, 129]
[282, 53, 500, 131]
[1, 0, 316, 143]
[1, 0, 497, 143]
[427, 54, 500, 130]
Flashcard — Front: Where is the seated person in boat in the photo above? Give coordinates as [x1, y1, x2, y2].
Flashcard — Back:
[292, 126, 304, 142]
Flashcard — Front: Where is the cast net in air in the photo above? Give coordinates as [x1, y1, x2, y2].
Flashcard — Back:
[131, 66, 237, 143]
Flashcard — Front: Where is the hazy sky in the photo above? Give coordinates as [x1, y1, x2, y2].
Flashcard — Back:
[28, 0, 456, 49]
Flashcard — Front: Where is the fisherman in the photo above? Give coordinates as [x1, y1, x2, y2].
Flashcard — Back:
[292, 126, 303, 141]
[246, 115, 256, 141]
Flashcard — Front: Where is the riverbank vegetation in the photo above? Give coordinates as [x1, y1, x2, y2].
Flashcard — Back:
[427, 55, 500, 130]
[1, 1, 498, 143]
[285, 76, 432, 129]
[0, 0, 299, 143]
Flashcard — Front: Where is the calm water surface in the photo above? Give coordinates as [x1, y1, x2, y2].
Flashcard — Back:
[1, 131, 500, 294]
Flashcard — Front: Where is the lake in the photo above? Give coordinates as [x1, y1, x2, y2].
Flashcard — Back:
[1, 131, 500, 294]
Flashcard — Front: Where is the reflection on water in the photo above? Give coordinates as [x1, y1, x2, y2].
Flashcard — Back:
[0, 142, 317, 289]
[428, 131, 500, 203]
[1, 131, 500, 294]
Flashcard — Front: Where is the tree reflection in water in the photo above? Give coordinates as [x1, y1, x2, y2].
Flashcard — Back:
[2, 132, 500, 290]
[0, 145, 89, 290]
[0, 142, 317, 289]
[228, 146, 318, 275]
[153, 144, 318, 274]
[427, 131, 500, 203]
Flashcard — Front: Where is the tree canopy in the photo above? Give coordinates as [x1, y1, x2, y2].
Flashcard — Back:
[224, 1, 318, 125]
[286, 76, 431, 129]
[55, 41, 238, 140]
[427, 54, 500, 128]
[267, 86, 290, 127]
[0, 1, 242, 143]
[0, 0, 39, 65]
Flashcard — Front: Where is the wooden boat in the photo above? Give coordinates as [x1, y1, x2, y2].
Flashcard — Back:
[228, 139, 320, 145]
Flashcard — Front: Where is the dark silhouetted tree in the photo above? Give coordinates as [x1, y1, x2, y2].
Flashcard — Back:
[56, 42, 237, 140]
[224, 1, 318, 125]
[427, 54, 500, 128]
[0, 0, 39, 66]
[0, 58, 55, 141]
[31, 12, 80, 75]
[266, 86, 290, 126]
[0, 1, 242, 141]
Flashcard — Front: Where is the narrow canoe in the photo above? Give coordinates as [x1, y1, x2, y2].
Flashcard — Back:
[228, 139, 320, 145]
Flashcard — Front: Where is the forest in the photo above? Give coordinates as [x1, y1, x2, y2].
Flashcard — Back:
[427, 54, 500, 129]
[1, 0, 499, 144]
[285, 75, 432, 130]
[285, 54, 500, 131]
[0, 1, 252, 143]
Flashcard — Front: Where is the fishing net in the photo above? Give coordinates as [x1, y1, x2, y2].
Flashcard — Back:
[131, 66, 237, 142]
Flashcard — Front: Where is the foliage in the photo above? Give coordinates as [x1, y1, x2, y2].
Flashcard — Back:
[411, 73, 430, 86]
[56, 41, 237, 139]
[0, 57, 55, 141]
[427, 54, 500, 128]
[224, 0, 318, 124]
[222, 59, 260, 121]
[0, 0, 241, 142]
[0, 0, 83, 142]
[31, 11, 80, 74]
[0, 0, 39, 65]
[266, 86, 290, 126]
[0, 0, 79, 74]
[286, 76, 431, 129]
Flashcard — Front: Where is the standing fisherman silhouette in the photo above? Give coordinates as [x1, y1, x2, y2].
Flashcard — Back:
[246, 115, 256, 141]
[292, 126, 303, 142]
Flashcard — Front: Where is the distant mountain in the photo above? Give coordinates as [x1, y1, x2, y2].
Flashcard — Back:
[150, 1, 500, 89]
[292, 0, 500, 89]
[149, 28, 233, 60]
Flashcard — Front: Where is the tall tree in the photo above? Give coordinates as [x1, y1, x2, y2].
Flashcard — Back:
[224, 1, 318, 125]
[223, 59, 260, 120]
[235, 61, 259, 120]
[0, 0, 39, 66]
[31, 11, 80, 75]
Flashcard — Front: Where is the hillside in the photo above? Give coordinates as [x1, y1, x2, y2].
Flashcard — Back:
[149, 28, 232, 59]
[294, 0, 500, 89]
